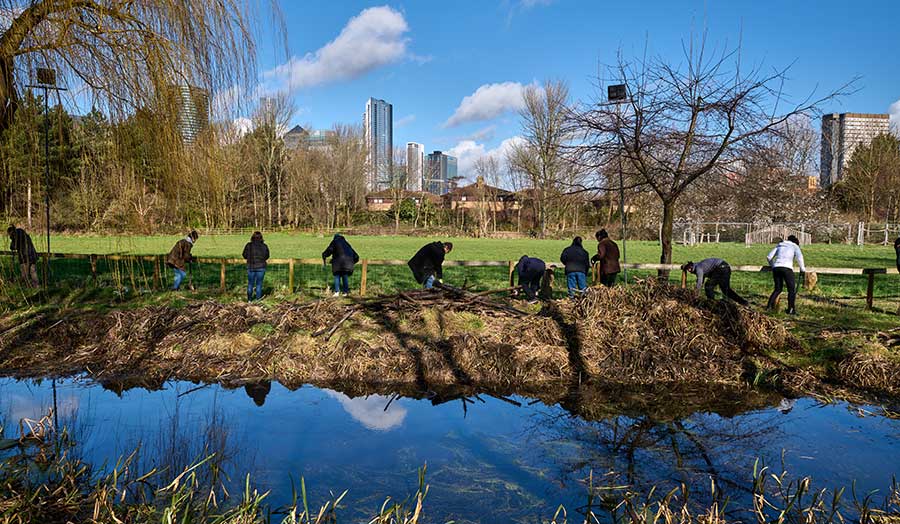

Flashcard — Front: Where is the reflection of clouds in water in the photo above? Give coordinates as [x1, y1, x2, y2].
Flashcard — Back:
[5, 393, 79, 426]
[324, 390, 407, 431]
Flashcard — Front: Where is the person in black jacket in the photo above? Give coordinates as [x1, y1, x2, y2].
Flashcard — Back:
[513, 255, 546, 303]
[560, 236, 590, 297]
[895, 236, 900, 274]
[242, 231, 269, 301]
[408, 241, 453, 289]
[322, 234, 359, 296]
[7, 225, 39, 287]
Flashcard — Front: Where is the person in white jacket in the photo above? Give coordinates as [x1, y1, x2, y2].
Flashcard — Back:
[766, 235, 806, 315]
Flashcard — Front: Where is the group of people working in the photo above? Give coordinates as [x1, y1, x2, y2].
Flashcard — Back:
[682, 235, 813, 314]
[8, 224, 900, 313]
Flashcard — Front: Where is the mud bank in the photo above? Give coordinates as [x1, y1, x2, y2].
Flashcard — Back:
[1, 283, 897, 400]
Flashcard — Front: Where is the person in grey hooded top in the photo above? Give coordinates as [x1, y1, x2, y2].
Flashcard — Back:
[681, 258, 748, 305]
[766, 235, 806, 315]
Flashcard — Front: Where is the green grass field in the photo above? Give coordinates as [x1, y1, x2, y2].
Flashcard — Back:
[3, 233, 900, 323]
[25, 232, 900, 268]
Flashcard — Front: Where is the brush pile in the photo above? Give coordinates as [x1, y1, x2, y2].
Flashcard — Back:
[0, 281, 802, 391]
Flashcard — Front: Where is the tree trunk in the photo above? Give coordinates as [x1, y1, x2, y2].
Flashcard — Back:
[659, 198, 676, 278]
[0, 55, 16, 134]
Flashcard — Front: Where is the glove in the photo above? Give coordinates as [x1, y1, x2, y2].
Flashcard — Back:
[437, 279, 443, 284]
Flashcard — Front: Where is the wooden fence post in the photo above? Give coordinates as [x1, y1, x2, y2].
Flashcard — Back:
[152, 256, 160, 289]
[220, 260, 226, 293]
[508, 260, 515, 287]
[360, 259, 368, 296]
[90, 254, 98, 284]
[288, 258, 295, 293]
[865, 270, 876, 310]
[681, 270, 687, 289]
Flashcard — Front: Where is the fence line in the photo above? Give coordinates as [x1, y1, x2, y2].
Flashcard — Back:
[2, 251, 898, 311]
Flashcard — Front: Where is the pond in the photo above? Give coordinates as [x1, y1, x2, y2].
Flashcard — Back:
[1, 377, 899, 523]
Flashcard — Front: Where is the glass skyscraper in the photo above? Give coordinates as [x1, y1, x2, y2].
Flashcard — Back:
[426, 151, 457, 195]
[364, 97, 393, 191]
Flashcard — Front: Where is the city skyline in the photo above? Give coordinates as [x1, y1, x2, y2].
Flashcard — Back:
[241, 1, 900, 182]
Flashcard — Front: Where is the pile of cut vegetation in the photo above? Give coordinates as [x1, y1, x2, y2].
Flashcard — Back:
[0, 281, 803, 393]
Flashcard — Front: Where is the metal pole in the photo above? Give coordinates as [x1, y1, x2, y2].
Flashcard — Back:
[44, 87, 50, 285]
[617, 102, 627, 285]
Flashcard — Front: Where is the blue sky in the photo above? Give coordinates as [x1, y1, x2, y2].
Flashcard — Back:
[249, 0, 900, 181]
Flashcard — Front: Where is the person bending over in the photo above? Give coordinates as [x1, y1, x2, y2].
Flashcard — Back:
[408, 241, 453, 289]
[322, 234, 359, 296]
[7, 225, 39, 287]
[514, 255, 546, 303]
[682, 258, 749, 305]
[766, 235, 806, 315]
[166, 230, 199, 290]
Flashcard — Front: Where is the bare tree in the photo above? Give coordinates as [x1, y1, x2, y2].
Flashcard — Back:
[573, 40, 849, 270]
[508, 80, 575, 237]
[387, 146, 408, 232]
[250, 93, 294, 227]
[473, 155, 502, 236]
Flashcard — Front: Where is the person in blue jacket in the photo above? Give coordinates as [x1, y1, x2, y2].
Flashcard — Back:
[514, 255, 546, 303]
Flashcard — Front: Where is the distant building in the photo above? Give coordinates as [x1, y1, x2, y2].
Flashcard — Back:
[364, 97, 393, 191]
[365, 189, 441, 212]
[283, 125, 306, 150]
[425, 151, 457, 195]
[170, 85, 209, 143]
[442, 176, 519, 212]
[406, 142, 425, 192]
[820, 113, 891, 187]
[283, 125, 337, 150]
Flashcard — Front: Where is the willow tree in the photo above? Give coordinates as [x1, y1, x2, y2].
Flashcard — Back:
[0, 0, 264, 132]
[573, 41, 848, 272]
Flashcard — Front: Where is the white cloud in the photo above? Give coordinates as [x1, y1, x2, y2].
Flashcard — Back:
[890, 98, 900, 133]
[447, 136, 525, 180]
[466, 125, 497, 142]
[325, 390, 407, 431]
[444, 82, 531, 127]
[264, 6, 409, 91]
[395, 114, 416, 127]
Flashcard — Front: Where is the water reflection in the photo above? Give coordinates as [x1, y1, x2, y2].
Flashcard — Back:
[0, 377, 898, 524]
[324, 390, 408, 431]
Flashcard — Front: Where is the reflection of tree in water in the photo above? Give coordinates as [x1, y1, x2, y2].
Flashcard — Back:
[524, 395, 784, 511]
[124, 385, 258, 499]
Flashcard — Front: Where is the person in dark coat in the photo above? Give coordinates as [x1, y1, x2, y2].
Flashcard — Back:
[682, 258, 749, 305]
[7, 225, 39, 287]
[895, 236, 900, 274]
[560, 236, 590, 298]
[322, 234, 359, 296]
[592, 229, 621, 287]
[242, 231, 269, 301]
[166, 230, 199, 290]
[514, 255, 546, 303]
[408, 241, 453, 289]
[244, 381, 272, 407]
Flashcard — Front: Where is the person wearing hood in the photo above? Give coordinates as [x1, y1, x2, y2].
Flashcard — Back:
[514, 255, 546, 303]
[408, 241, 453, 289]
[242, 231, 269, 301]
[592, 229, 621, 287]
[166, 230, 199, 290]
[560, 236, 590, 298]
[7, 225, 39, 287]
[681, 258, 749, 305]
[766, 235, 807, 315]
[322, 234, 360, 296]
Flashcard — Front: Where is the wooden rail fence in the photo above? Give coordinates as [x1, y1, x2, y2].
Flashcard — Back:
[2, 251, 898, 310]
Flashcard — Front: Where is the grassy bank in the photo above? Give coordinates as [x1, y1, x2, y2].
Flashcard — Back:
[1, 283, 898, 402]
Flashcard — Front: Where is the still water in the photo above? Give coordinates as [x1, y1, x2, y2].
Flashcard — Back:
[1, 377, 899, 523]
